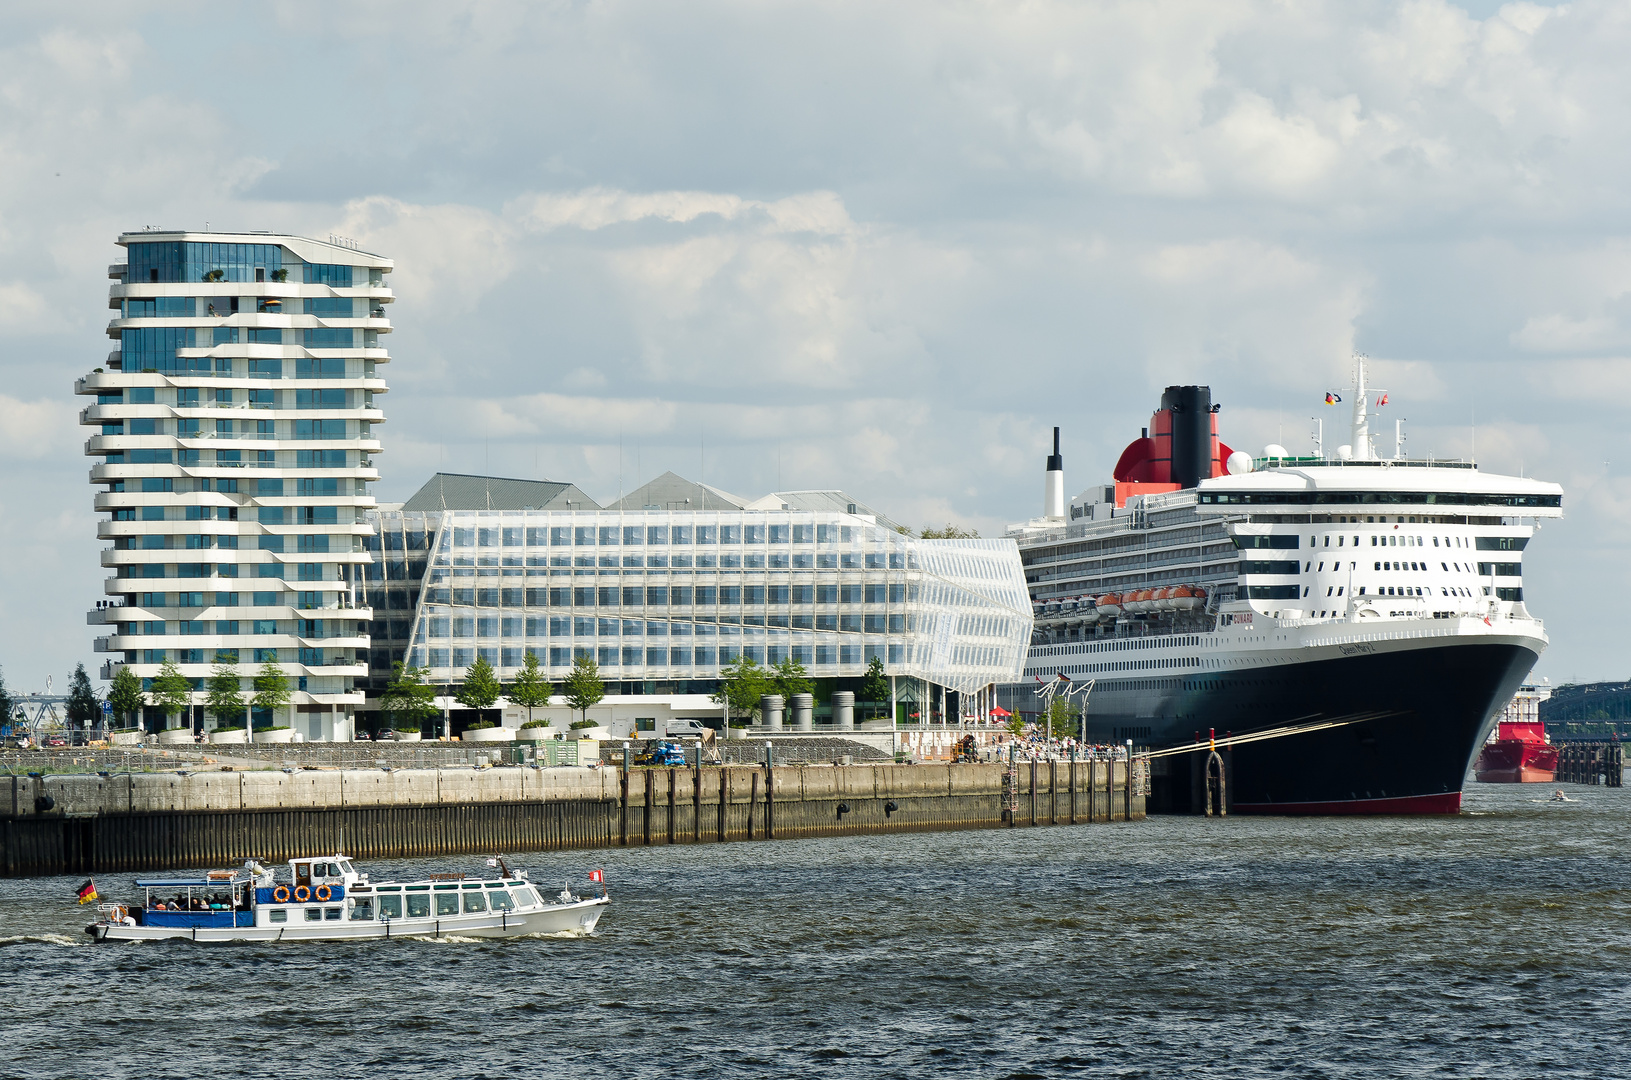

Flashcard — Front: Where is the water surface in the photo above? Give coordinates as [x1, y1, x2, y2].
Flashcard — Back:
[3, 782, 1626, 1079]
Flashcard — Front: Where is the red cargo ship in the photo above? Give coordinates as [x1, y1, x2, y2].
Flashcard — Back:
[1474, 720, 1558, 783]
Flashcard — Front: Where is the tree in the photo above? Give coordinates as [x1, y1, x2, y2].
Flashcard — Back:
[107, 665, 143, 730]
[0, 666, 15, 732]
[860, 656, 890, 719]
[562, 654, 606, 726]
[149, 659, 193, 730]
[771, 656, 813, 703]
[455, 655, 502, 720]
[251, 660, 291, 728]
[1046, 697, 1077, 740]
[206, 652, 246, 729]
[712, 654, 770, 724]
[919, 523, 981, 539]
[1006, 714, 1025, 737]
[65, 663, 100, 728]
[380, 662, 439, 733]
[507, 651, 553, 726]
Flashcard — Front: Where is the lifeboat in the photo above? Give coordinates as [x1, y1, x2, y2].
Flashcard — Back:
[1153, 586, 1176, 612]
[1172, 585, 1205, 611]
[1131, 588, 1154, 613]
[1095, 592, 1123, 617]
[1121, 589, 1144, 614]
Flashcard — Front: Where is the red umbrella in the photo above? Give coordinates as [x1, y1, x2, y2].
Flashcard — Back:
[990, 706, 1011, 717]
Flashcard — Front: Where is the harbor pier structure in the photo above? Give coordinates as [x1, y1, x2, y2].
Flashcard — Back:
[78, 232, 393, 742]
[1, 759, 1143, 877]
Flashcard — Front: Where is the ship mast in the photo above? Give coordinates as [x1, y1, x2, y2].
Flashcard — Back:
[1350, 356, 1371, 460]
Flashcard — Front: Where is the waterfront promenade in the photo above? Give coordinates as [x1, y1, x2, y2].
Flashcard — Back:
[2, 751, 1142, 877]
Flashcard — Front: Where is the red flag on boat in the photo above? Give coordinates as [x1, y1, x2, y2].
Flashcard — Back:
[589, 869, 604, 884]
[1376, 393, 1389, 407]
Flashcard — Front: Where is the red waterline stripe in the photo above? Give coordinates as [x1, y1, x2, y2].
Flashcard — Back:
[1233, 791, 1463, 815]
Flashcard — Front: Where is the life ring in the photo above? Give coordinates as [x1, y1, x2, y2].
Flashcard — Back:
[293, 885, 312, 903]
[314, 884, 333, 902]
[272, 884, 291, 904]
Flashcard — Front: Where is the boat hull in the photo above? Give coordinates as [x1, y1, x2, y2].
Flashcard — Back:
[1065, 634, 1542, 814]
[88, 896, 607, 943]
[1473, 739, 1559, 784]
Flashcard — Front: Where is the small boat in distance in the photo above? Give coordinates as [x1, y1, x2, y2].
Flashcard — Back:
[85, 854, 608, 943]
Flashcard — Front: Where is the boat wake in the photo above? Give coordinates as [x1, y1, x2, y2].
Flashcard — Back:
[0, 933, 92, 948]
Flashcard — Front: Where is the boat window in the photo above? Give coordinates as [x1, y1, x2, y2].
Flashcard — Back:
[269, 909, 287, 923]
[406, 894, 430, 917]
[379, 895, 403, 919]
[488, 889, 515, 911]
[295, 863, 310, 880]
[435, 893, 460, 916]
[350, 899, 374, 921]
[463, 892, 488, 914]
[325, 908, 342, 921]
[339, 861, 355, 874]
[305, 908, 322, 922]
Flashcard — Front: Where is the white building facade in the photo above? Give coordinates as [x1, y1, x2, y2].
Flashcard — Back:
[367, 506, 1032, 728]
[79, 231, 391, 740]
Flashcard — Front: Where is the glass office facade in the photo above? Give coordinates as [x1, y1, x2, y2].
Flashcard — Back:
[366, 508, 1032, 695]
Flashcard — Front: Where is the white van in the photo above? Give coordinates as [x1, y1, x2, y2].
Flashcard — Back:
[663, 718, 711, 738]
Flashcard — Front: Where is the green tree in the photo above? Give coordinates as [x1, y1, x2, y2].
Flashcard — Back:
[770, 655, 813, 703]
[1006, 714, 1025, 737]
[712, 653, 770, 724]
[919, 523, 981, 539]
[380, 662, 439, 733]
[250, 660, 291, 728]
[859, 656, 890, 719]
[455, 655, 502, 719]
[562, 654, 606, 726]
[206, 652, 246, 730]
[107, 665, 144, 729]
[0, 665, 16, 731]
[149, 659, 193, 730]
[507, 651, 553, 726]
[1046, 697, 1077, 740]
[65, 662, 100, 728]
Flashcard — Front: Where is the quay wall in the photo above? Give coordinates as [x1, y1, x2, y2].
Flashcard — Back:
[1, 760, 1142, 877]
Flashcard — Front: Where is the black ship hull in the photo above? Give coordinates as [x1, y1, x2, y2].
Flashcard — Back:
[1074, 639, 1540, 814]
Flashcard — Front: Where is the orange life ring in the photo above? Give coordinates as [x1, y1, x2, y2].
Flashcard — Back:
[293, 885, 312, 903]
[272, 885, 291, 904]
[314, 884, 333, 902]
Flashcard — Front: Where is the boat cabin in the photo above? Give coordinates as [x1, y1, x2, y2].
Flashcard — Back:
[133, 869, 255, 929]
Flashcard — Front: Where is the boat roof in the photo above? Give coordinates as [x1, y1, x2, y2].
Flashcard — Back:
[133, 877, 240, 887]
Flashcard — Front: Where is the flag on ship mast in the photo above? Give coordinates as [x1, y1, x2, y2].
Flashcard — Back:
[76, 879, 98, 904]
[1376, 393, 1389, 406]
[1324, 392, 1341, 404]
[589, 869, 605, 884]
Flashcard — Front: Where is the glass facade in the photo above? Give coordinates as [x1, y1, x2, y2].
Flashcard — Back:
[81, 232, 393, 739]
[366, 508, 1031, 695]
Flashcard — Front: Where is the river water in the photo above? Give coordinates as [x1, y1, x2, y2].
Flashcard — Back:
[3, 782, 1627, 1079]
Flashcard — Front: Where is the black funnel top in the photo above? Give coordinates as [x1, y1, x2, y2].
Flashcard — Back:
[1160, 386, 1213, 488]
[1046, 426, 1063, 471]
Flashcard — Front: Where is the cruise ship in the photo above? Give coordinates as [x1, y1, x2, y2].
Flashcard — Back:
[1001, 361, 1563, 814]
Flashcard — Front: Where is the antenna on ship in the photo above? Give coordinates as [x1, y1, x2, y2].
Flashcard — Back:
[1044, 427, 1065, 520]
[1345, 354, 1387, 461]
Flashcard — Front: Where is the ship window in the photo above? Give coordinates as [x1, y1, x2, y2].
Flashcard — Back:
[379, 895, 403, 919]
[349, 898, 374, 921]
[305, 907, 322, 922]
[488, 889, 515, 911]
[435, 893, 460, 916]
[408, 894, 431, 918]
[462, 892, 488, 914]
[325, 908, 341, 920]
[269, 909, 287, 923]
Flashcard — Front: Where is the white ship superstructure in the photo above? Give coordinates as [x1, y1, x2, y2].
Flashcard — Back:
[1003, 363, 1563, 813]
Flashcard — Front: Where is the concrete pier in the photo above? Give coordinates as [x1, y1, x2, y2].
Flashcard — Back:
[2, 760, 1143, 877]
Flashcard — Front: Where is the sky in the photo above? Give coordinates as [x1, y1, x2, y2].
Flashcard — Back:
[1, 0, 1626, 692]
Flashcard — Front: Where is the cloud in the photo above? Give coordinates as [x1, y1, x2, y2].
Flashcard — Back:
[0, 395, 76, 461]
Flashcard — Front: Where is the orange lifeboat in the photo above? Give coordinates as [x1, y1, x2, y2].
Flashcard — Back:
[1153, 586, 1176, 612]
[1095, 592, 1123, 617]
[1173, 585, 1205, 611]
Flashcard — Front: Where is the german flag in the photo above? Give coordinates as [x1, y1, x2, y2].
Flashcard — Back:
[76, 879, 98, 905]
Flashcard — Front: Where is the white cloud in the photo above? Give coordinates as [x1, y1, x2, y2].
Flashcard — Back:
[0, 395, 75, 461]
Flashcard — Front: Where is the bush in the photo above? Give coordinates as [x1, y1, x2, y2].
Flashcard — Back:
[467, 721, 497, 730]
[569, 719, 597, 730]
[212, 725, 246, 733]
[520, 719, 548, 729]
[393, 725, 422, 733]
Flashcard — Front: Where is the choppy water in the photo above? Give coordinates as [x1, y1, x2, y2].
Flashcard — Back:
[3, 782, 1628, 1079]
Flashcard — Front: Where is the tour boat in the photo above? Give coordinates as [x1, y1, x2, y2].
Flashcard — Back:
[84, 854, 608, 943]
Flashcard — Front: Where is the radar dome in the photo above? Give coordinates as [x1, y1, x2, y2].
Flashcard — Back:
[1263, 443, 1289, 459]
[1336, 444, 1353, 461]
[1226, 451, 1253, 475]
